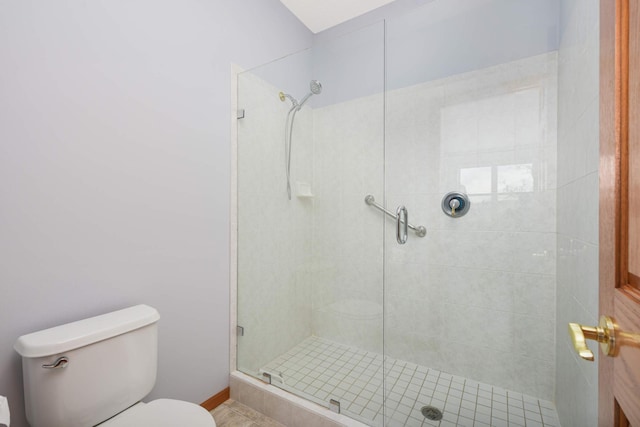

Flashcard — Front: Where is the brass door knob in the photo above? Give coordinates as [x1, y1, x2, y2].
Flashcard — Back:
[568, 316, 616, 361]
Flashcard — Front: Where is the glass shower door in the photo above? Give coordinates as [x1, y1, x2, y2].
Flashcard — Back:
[236, 21, 386, 425]
[383, 1, 560, 426]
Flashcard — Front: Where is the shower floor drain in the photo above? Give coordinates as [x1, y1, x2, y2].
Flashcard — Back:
[421, 405, 443, 421]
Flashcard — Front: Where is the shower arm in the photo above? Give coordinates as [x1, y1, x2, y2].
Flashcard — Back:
[365, 195, 427, 238]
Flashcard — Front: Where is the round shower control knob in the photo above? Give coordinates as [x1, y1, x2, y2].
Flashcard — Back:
[442, 192, 470, 218]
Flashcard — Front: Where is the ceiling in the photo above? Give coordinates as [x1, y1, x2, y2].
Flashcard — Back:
[279, 0, 396, 33]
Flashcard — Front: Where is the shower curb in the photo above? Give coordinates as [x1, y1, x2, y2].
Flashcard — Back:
[230, 371, 368, 427]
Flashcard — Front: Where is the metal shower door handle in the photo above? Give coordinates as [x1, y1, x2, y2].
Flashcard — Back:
[396, 205, 408, 244]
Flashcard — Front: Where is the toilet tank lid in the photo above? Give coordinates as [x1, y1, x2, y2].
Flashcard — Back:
[14, 304, 160, 358]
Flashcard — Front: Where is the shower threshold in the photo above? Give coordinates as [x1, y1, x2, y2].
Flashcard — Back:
[260, 336, 561, 427]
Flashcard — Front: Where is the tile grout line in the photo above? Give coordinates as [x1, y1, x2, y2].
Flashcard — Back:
[259, 336, 556, 427]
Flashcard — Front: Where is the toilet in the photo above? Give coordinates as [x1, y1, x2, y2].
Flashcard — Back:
[14, 304, 217, 427]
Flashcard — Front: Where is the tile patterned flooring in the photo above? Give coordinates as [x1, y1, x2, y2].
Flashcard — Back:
[261, 336, 561, 427]
[211, 399, 285, 427]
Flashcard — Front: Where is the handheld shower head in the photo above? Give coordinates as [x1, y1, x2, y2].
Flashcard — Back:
[278, 80, 323, 109]
[310, 79, 322, 95]
[298, 79, 323, 109]
[281, 79, 324, 200]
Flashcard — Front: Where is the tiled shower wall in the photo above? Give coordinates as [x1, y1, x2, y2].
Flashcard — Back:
[236, 72, 314, 373]
[238, 52, 559, 401]
[311, 94, 385, 354]
[555, 0, 600, 425]
[311, 53, 558, 400]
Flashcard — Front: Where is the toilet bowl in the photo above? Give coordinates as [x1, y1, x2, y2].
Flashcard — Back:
[14, 305, 217, 427]
[100, 400, 214, 426]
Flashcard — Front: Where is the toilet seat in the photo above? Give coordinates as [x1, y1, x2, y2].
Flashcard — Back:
[100, 399, 216, 427]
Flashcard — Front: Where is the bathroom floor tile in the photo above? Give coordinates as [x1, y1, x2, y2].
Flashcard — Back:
[211, 400, 285, 427]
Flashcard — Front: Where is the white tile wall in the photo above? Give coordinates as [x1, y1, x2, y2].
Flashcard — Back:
[309, 53, 558, 400]
[386, 53, 557, 400]
[237, 51, 561, 417]
[236, 72, 315, 374]
[555, 0, 600, 425]
[311, 93, 385, 353]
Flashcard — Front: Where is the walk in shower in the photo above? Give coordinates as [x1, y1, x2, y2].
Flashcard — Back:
[235, 1, 588, 426]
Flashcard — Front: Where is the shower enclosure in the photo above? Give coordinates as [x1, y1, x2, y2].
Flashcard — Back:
[236, 2, 563, 426]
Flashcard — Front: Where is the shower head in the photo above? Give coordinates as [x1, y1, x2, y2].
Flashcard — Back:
[298, 79, 323, 109]
[310, 79, 322, 95]
[281, 79, 323, 200]
[279, 80, 323, 110]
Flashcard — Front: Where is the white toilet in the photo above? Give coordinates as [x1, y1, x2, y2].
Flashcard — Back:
[14, 304, 217, 427]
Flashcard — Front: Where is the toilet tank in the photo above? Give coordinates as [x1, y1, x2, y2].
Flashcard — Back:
[14, 305, 161, 427]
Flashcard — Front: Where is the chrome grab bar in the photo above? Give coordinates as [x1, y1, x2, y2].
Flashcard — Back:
[364, 195, 427, 238]
[396, 205, 408, 244]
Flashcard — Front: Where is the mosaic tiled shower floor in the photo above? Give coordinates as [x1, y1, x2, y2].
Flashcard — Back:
[260, 336, 561, 427]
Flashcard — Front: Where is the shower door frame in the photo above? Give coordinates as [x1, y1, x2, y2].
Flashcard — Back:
[231, 18, 388, 422]
[229, 68, 372, 427]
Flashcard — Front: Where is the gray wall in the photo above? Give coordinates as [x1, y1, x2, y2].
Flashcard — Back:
[0, 1, 311, 426]
[313, 0, 559, 108]
[555, 0, 600, 425]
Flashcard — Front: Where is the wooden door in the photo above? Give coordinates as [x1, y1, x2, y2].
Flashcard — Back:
[600, 0, 640, 425]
